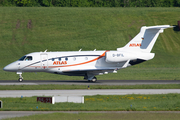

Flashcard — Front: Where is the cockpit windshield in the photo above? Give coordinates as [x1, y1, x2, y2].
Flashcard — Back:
[19, 56, 26, 61]
[18, 56, 33, 61]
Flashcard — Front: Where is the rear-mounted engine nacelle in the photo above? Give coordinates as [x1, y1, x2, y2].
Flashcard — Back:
[105, 51, 136, 63]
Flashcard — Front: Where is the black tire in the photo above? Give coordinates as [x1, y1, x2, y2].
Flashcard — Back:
[91, 77, 97, 82]
[18, 78, 23, 82]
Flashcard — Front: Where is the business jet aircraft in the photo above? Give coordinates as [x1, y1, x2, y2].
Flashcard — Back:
[3, 25, 173, 82]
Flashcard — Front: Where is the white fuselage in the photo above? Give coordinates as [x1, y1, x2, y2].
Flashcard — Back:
[3, 50, 154, 76]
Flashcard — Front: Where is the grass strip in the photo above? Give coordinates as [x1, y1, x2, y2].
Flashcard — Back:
[0, 84, 180, 90]
[1, 94, 180, 111]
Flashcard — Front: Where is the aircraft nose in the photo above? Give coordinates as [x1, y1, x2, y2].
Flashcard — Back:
[3, 64, 12, 71]
[3, 62, 18, 72]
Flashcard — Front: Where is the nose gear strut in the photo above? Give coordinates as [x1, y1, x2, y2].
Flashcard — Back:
[17, 72, 23, 82]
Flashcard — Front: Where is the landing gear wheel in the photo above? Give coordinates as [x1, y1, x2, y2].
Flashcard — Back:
[91, 77, 97, 82]
[18, 78, 23, 82]
[18, 73, 23, 82]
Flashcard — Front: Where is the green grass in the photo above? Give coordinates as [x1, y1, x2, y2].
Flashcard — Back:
[1, 7, 180, 80]
[4, 112, 180, 120]
[1, 84, 180, 90]
[1, 94, 180, 111]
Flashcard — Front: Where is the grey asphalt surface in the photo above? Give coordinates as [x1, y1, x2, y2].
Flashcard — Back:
[1, 89, 180, 98]
[0, 80, 180, 85]
[0, 111, 55, 120]
[1, 111, 180, 120]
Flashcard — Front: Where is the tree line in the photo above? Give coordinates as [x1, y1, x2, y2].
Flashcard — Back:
[1, 0, 180, 7]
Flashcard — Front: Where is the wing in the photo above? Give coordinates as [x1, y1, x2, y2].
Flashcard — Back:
[60, 68, 115, 76]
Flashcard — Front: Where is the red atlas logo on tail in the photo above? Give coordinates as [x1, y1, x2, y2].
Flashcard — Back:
[129, 43, 141, 47]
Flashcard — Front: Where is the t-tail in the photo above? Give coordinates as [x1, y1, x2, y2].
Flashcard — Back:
[117, 25, 173, 53]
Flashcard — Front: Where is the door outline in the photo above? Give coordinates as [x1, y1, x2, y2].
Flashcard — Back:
[41, 53, 48, 69]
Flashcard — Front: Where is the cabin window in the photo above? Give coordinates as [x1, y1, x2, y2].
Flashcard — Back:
[19, 56, 26, 61]
[59, 58, 61, 61]
[52, 58, 55, 61]
[73, 57, 76, 61]
[25, 56, 32, 61]
[65, 57, 68, 61]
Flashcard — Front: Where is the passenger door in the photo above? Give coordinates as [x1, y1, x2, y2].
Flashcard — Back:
[41, 53, 48, 69]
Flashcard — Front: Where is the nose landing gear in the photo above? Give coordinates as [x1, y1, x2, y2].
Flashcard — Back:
[17, 72, 23, 82]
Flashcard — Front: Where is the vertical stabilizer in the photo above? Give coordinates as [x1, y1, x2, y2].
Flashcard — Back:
[117, 25, 173, 53]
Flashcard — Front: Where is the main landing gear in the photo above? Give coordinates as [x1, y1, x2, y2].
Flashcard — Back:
[91, 77, 97, 82]
[17, 72, 23, 82]
[85, 75, 97, 82]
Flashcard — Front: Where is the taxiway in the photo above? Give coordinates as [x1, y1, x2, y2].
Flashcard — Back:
[0, 89, 180, 98]
[0, 80, 180, 85]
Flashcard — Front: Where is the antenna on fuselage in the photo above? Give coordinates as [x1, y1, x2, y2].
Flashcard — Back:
[79, 48, 82, 52]
[44, 49, 48, 52]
